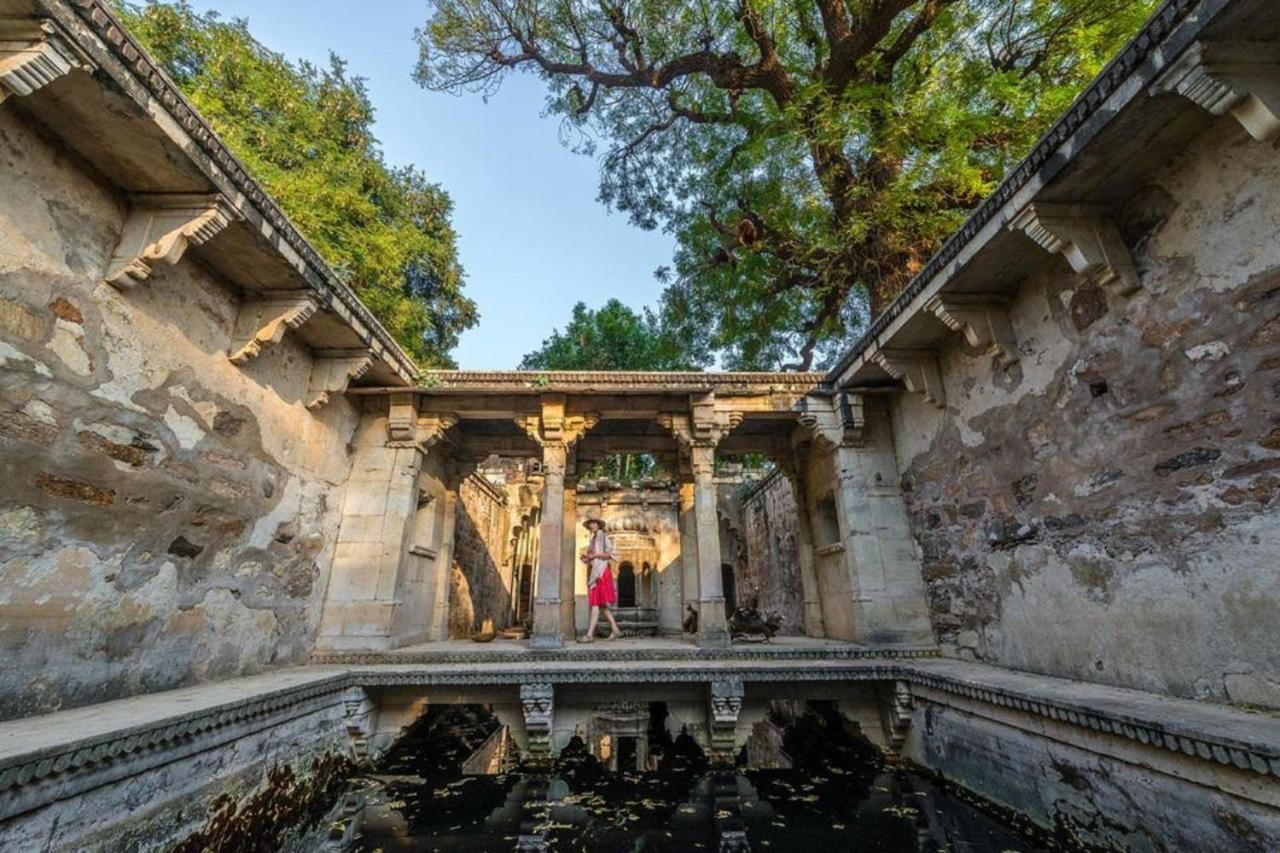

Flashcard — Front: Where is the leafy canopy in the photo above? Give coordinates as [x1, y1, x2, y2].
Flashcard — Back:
[119, 1, 476, 367]
[520, 299, 707, 482]
[417, 0, 1156, 369]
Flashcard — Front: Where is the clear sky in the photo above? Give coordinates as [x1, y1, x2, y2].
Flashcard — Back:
[185, 0, 676, 369]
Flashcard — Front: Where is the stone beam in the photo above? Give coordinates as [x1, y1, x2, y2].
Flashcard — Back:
[226, 291, 319, 364]
[1151, 40, 1280, 142]
[104, 194, 236, 290]
[1008, 202, 1139, 296]
[872, 349, 947, 408]
[925, 294, 1019, 366]
[520, 683, 554, 762]
[307, 349, 373, 410]
[0, 18, 94, 102]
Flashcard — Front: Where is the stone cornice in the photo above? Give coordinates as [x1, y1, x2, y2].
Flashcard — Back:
[824, 0, 1216, 386]
[401, 371, 829, 394]
[43, 0, 418, 384]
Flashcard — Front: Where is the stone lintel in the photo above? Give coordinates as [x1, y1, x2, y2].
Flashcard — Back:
[0, 18, 94, 102]
[307, 349, 374, 410]
[872, 349, 947, 408]
[925, 293, 1019, 366]
[1008, 202, 1139, 296]
[227, 290, 318, 364]
[104, 193, 237, 290]
[1150, 40, 1280, 142]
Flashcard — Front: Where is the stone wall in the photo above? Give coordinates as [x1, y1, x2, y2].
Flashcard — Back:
[449, 474, 513, 636]
[0, 107, 356, 720]
[738, 473, 805, 635]
[893, 118, 1280, 708]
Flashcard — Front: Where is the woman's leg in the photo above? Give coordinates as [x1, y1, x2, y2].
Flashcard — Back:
[604, 605, 621, 639]
[583, 605, 600, 641]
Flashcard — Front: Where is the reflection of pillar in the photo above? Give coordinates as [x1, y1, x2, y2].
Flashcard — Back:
[559, 483, 578, 640]
[707, 678, 744, 763]
[692, 444, 729, 648]
[530, 443, 567, 650]
[677, 478, 697, 631]
[428, 483, 459, 641]
[520, 683, 555, 762]
[782, 459, 825, 638]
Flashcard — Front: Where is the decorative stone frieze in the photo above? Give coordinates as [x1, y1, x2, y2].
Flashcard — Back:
[306, 349, 373, 409]
[104, 194, 236, 290]
[519, 683, 554, 760]
[0, 18, 94, 102]
[708, 678, 745, 760]
[1008, 202, 1140, 296]
[925, 294, 1019, 366]
[872, 349, 947, 408]
[1151, 40, 1280, 142]
[226, 291, 318, 364]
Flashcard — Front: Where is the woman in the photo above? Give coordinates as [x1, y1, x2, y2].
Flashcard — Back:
[580, 517, 622, 642]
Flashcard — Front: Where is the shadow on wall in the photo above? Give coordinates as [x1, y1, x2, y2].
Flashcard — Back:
[448, 505, 512, 637]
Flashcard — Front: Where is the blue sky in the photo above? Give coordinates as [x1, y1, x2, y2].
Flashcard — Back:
[185, 0, 676, 369]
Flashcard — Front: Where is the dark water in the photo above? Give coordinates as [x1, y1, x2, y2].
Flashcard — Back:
[323, 704, 1067, 853]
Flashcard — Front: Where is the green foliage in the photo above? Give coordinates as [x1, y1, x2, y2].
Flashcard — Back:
[520, 299, 708, 483]
[117, 1, 476, 366]
[418, 0, 1158, 369]
[518, 299, 709, 371]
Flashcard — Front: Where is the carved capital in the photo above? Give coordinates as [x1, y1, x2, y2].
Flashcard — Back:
[925, 294, 1019, 366]
[105, 194, 236, 290]
[387, 395, 460, 451]
[307, 349, 373, 410]
[516, 394, 598, 448]
[0, 18, 94, 102]
[520, 683, 554, 760]
[1151, 40, 1280, 142]
[873, 349, 947, 408]
[798, 393, 864, 449]
[659, 401, 741, 450]
[227, 291, 318, 364]
[1009, 202, 1139, 296]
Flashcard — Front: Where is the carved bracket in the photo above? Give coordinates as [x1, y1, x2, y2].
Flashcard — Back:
[658, 404, 742, 451]
[516, 396, 598, 448]
[1151, 40, 1280, 142]
[0, 18, 94, 102]
[797, 392, 865, 449]
[925, 294, 1019, 366]
[873, 349, 947, 408]
[520, 683, 555, 761]
[227, 291, 318, 364]
[1009, 202, 1139, 296]
[105, 194, 236, 290]
[307, 349, 373, 409]
[708, 678, 744, 761]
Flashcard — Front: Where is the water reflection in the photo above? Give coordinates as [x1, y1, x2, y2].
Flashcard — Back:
[326, 703, 1066, 852]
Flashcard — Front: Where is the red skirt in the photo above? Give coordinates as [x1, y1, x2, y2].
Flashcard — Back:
[587, 566, 617, 607]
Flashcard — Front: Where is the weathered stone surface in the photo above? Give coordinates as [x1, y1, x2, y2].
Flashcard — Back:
[739, 473, 805, 635]
[448, 474, 513, 636]
[894, 120, 1280, 708]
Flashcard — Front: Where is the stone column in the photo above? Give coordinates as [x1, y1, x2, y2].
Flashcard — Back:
[530, 442, 567, 649]
[780, 455, 826, 639]
[559, 479, 578, 640]
[677, 476, 698, 632]
[691, 444, 730, 648]
[427, 482, 459, 642]
[519, 683, 555, 762]
[520, 395, 598, 650]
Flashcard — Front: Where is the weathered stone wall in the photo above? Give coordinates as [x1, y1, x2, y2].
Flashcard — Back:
[893, 118, 1280, 708]
[739, 473, 805, 635]
[448, 475, 513, 636]
[0, 108, 357, 720]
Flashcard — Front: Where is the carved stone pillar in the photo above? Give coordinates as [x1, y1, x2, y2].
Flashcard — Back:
[677, 475, 698, 631]
[559, 477, 578, 640]
[428, 478, 460, 642]
[520, 683, 555, 761]
[707, 678, 744, 763]
[519, 395, 597, 650]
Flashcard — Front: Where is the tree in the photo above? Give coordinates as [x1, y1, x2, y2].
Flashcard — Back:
[417, 0, 1156, 368]
[118, 1, 476, 366]
[520, 299, 708, 481]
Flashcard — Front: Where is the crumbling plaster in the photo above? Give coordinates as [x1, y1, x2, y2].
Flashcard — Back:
[0, 107, 359, 720]
[891, 117, 1280, 708]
